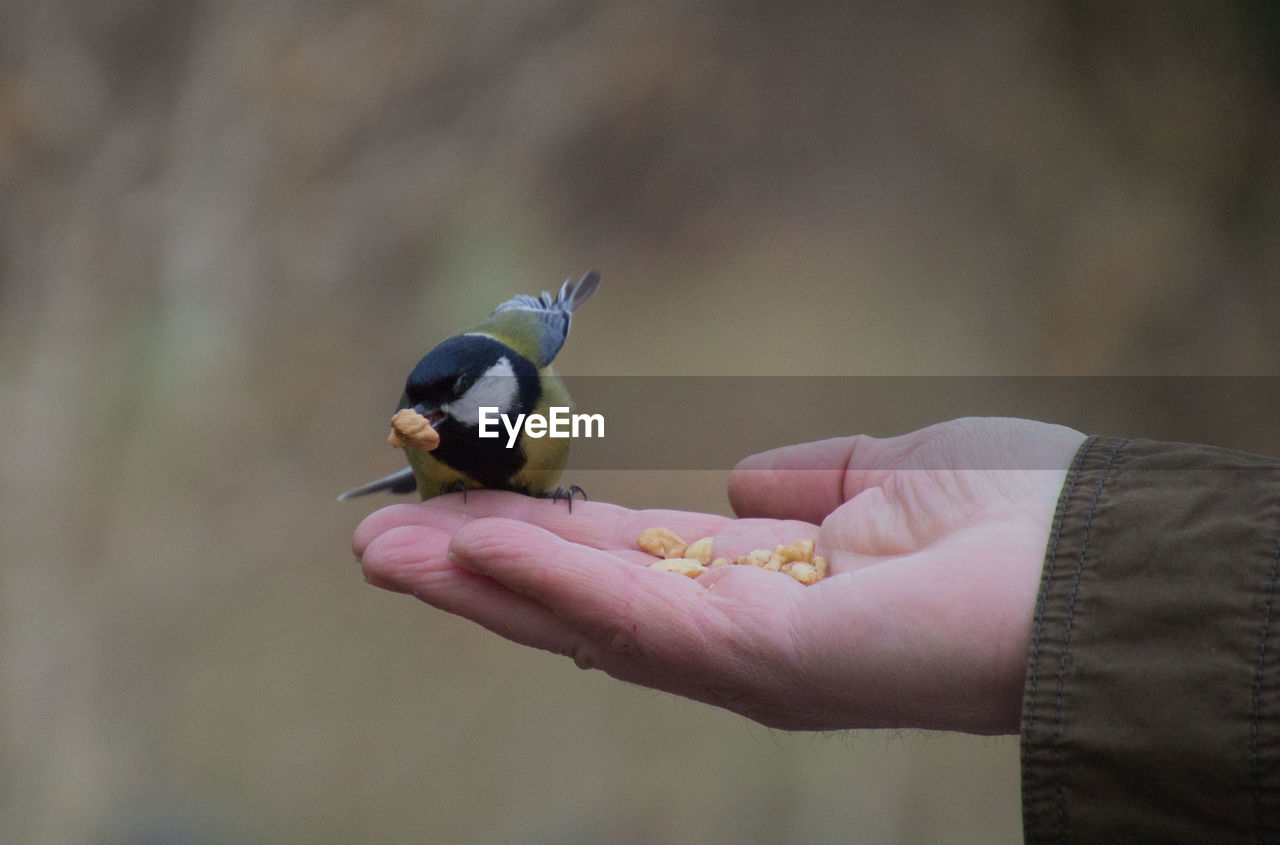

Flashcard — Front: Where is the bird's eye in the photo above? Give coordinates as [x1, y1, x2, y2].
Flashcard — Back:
[453, 374, 474, 395]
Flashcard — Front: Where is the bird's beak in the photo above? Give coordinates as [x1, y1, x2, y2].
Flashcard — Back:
[414, 404, 447, 428]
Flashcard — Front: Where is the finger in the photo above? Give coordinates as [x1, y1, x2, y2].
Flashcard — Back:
[359, 523, 593, 660]
[353, 503, 462, 560]
[447, 517, 707, 667]
[425, 490, 737, 550]
[354, 492, 735, 558]
[360, 523, 453, 586]
[729, 436, 861, 522]
[388, 517, 848, 727]
[729, 428, 980, 522]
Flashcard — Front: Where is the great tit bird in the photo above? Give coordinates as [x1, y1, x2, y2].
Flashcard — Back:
[339, 270, 600, 505]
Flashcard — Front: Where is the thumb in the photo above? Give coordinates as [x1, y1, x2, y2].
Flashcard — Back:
[728, 436, 862, 523]
[730, 419, 1087, 523]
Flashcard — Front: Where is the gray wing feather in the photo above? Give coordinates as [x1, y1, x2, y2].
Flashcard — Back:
[490, 270, 600, 367]
[337, 466, 417, 500]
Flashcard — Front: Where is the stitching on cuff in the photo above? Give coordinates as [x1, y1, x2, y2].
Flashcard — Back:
[1025, 436, 1095, 741]
[1250, 518, 1280, 840]
[1051, 437, 1125, 831]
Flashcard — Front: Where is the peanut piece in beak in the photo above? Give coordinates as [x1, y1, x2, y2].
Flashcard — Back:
[388, 408, 441, 451]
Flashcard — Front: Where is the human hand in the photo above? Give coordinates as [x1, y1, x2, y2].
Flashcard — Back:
[354, 417, 1086, 734]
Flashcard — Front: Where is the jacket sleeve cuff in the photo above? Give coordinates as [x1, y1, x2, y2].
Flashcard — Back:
[1021, 435, 1280, 841]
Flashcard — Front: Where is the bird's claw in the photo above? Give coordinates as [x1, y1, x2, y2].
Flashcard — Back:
[441, 480, 469, 503]
[546, 484, 587, 512]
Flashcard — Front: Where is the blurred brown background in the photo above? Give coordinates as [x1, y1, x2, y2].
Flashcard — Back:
[2, 1, 1278, 842]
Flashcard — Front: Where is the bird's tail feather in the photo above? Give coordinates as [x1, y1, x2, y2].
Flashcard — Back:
[337, 466, 417, 500]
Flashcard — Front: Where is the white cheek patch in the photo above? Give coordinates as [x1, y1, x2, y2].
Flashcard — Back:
[445, 356, 519, 427]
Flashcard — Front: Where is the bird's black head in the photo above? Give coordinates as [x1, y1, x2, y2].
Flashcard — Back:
[402, 334, 540, 430]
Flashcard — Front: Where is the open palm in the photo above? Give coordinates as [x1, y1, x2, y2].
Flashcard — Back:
[354, 417, 1085, 734]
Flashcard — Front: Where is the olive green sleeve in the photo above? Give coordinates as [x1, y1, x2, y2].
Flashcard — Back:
[1022, 436, 1280, 842]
